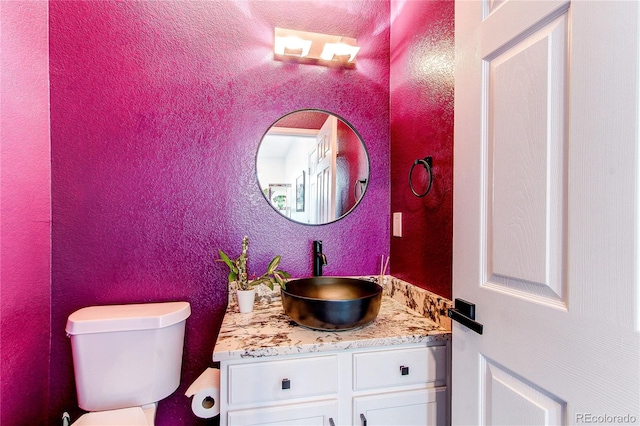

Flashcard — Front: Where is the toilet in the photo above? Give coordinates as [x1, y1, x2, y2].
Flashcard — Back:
[65, 301, 191, 425]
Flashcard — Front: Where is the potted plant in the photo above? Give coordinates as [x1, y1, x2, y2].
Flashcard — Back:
[218, 236, 290, 313]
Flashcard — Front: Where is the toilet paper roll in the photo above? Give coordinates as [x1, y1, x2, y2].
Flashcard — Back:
[185, 367, 221, 419]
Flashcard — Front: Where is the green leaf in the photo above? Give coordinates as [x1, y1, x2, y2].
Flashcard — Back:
[266, 256, 281, 274]
[274, 273, 287, 289]
[249, 277, 264, 286]
[218, 250, 237, 271]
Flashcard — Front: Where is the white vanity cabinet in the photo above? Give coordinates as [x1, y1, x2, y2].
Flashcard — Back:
[217, 342, 449, 426]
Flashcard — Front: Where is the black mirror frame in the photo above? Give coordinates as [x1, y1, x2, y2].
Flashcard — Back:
[256, 109, 370, 226]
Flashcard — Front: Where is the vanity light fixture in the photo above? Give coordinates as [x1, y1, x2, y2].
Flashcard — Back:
[274, 35, 312, 58]
[320, 42, 360, 63]
[274, 27, 360, 67]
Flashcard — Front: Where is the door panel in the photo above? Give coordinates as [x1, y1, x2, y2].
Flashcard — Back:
[482, 357, 565, 425]
[314, 115, 337, 223]
[484, 11, 568, 305]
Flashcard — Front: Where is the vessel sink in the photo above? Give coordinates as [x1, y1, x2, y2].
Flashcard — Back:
[280, 277, 383, 331]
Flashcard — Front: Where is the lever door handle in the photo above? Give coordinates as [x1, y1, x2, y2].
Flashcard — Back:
[448, 298, 483, 334]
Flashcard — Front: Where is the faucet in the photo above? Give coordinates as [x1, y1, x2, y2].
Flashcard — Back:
[313, 240, 328, 276]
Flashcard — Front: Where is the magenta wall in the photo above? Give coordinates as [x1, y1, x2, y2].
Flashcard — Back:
[0, 2, 51, 425]
[48, 1, 389, 424]
[390, 0, 454, 298]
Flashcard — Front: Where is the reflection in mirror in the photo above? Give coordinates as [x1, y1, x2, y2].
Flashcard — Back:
[257, 110, 369, 225]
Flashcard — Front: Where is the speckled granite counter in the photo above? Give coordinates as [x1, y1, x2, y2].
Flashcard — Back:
[213, 277, 451, 362]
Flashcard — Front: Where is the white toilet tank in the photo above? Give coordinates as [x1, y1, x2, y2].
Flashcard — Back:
[66, 301, 191, 412]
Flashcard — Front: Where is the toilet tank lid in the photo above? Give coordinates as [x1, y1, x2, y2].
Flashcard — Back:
[66, 301, 191, 335]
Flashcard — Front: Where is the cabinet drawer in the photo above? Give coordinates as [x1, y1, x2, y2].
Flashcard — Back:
[353, 346, 446, 390]
[228, 355, 338, 405]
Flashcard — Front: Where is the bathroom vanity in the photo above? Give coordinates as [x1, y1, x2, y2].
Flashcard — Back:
[213, 279, 452, 426]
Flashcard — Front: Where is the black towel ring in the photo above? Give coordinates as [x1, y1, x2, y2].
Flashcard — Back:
[409, 157, 433, 197]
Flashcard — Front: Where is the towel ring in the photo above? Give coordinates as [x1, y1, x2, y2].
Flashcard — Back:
[409, 157, 433, 197]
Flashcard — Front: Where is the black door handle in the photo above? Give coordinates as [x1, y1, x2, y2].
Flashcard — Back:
[448, 298, 483, 334]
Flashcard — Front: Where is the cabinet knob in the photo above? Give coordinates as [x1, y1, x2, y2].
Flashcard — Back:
[282, 378, 291, 390]
[400, 365, 409, 375]
[360, 413, 367, 426]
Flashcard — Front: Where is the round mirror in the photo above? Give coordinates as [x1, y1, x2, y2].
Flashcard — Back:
[256, 110, 369, 225]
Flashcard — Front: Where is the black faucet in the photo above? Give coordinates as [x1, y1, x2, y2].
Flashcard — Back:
[313, 240, 328, 276]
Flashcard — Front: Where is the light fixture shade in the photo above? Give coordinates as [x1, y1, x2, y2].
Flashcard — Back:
[274, 28, 360, 67]
[274, 35, 312, 57]
[320, 42, 360, 63]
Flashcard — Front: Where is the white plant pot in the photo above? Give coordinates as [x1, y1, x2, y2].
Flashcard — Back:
[236, 289, 256, 313]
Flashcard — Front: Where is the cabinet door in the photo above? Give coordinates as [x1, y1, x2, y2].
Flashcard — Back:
[228, 399, 338, 426]
[353, 388, 447, 426]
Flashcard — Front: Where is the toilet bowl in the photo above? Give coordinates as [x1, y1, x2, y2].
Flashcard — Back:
[66, 302, 191, 425]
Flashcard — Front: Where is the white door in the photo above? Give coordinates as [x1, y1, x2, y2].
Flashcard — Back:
[308, 148, 317, 222]
[453, 1, 640, 425]
[314, 115, 337, 223]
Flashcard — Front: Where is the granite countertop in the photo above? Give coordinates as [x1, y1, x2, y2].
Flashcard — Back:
[213, 290, 451, 362]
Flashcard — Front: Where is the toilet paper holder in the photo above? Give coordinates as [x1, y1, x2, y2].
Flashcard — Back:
[185, 367, 221, 419]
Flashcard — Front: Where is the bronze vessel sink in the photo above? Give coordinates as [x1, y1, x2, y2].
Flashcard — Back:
[281, 277, 383, 331]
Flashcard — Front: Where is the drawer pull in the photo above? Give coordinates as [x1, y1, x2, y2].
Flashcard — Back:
[400, 365, 409, 375]
[329, 418, 335, 426]
[281, 378, 290, 390]
[360, 413, 367, 426]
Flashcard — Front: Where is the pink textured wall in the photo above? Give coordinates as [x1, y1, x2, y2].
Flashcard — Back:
[49, 1, 389, 424]
[390, 0, 454, 298]
[0, 2, 51, 425]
